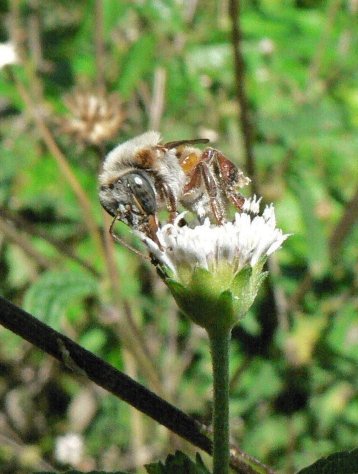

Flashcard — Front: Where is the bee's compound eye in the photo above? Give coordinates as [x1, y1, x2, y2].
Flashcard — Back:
[122, 172, 157, 216]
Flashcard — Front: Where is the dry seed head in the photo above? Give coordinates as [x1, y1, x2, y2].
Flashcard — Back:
[60, 89, 124, 146]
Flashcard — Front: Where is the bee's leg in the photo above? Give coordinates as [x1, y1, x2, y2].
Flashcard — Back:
[183, 163, 202, 194]
[226, 190, 245, 211]
[109, 214, 151, 260]
[184, 156, 224, 225]
[145, 214, 163, 249]
[160, 182, 178, 223]
[198, 160, 225, 224]
[215, 151, 249, 212]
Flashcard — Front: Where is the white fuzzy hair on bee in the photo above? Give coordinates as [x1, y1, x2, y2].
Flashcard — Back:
[99, 131, 161, 183]
[99, 131, 186, 202]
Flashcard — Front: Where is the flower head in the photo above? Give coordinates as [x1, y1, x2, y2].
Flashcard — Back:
[140, 198, 290, 331]
[142, 198, 288, 282]
[60, 89, 124, 146]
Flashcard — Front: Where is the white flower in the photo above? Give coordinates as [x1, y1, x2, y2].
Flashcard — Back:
[55, 432, 84, 466]
[0, 42, 18, 69]
[140, 200, 290, 329]
[140, 202, 290, 282]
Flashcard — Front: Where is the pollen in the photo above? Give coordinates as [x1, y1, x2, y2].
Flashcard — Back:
[180, 152, 201, 173]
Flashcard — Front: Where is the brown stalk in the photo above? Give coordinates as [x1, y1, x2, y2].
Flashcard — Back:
[8, 62, 163, 395]
[148, 66, 166, 131]
[7, 68, 106, 265]
[329, 185, 358, 256]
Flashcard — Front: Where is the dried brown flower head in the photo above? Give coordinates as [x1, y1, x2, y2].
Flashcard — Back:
[60, 89, 124, 146]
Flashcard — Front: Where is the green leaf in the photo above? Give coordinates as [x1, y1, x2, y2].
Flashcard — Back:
[297, 447, 358, 474]
[24, 270, 97, 330]
[117, 34, 156, 99]
[79, 327, 107, 353]
[145, 450, 210, 474]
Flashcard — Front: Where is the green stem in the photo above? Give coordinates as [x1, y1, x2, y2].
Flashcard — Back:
[208, 326, 231, 474]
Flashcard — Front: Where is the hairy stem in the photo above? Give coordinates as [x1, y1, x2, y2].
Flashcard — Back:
[208, 326, 231, 474]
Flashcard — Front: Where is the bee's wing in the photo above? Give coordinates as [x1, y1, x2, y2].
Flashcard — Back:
[164, 138, 210, 149]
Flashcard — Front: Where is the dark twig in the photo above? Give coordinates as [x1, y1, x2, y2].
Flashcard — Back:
[0, 296, 275, 474]
[229, 0, 258, 194]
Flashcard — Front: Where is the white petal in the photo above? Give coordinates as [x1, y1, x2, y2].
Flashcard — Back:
[242, 195, 262, 214]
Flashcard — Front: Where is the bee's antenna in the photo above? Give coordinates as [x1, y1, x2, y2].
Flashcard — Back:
[164, 138, 210, 150]
[109, 215, 151, 261]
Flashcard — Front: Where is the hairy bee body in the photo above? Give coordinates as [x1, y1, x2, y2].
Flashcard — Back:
[99, 131, 249, 240]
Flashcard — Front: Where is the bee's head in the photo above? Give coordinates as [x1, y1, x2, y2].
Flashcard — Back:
[99, 170, 157, 228]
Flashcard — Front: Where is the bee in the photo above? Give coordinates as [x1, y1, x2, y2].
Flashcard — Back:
[99, 131, 250, 244]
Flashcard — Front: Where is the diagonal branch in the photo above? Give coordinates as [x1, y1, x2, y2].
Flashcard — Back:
[0, 296, 275, 474]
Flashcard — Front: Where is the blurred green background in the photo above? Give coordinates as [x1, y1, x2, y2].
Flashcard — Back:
[0, 0, 357, 473]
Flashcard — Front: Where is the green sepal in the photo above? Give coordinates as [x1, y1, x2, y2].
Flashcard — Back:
[231, 258, 267, 320]
[165, 258, 267, 332]
[216, 289, 235, 330]
[166, 273, 235, 332]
